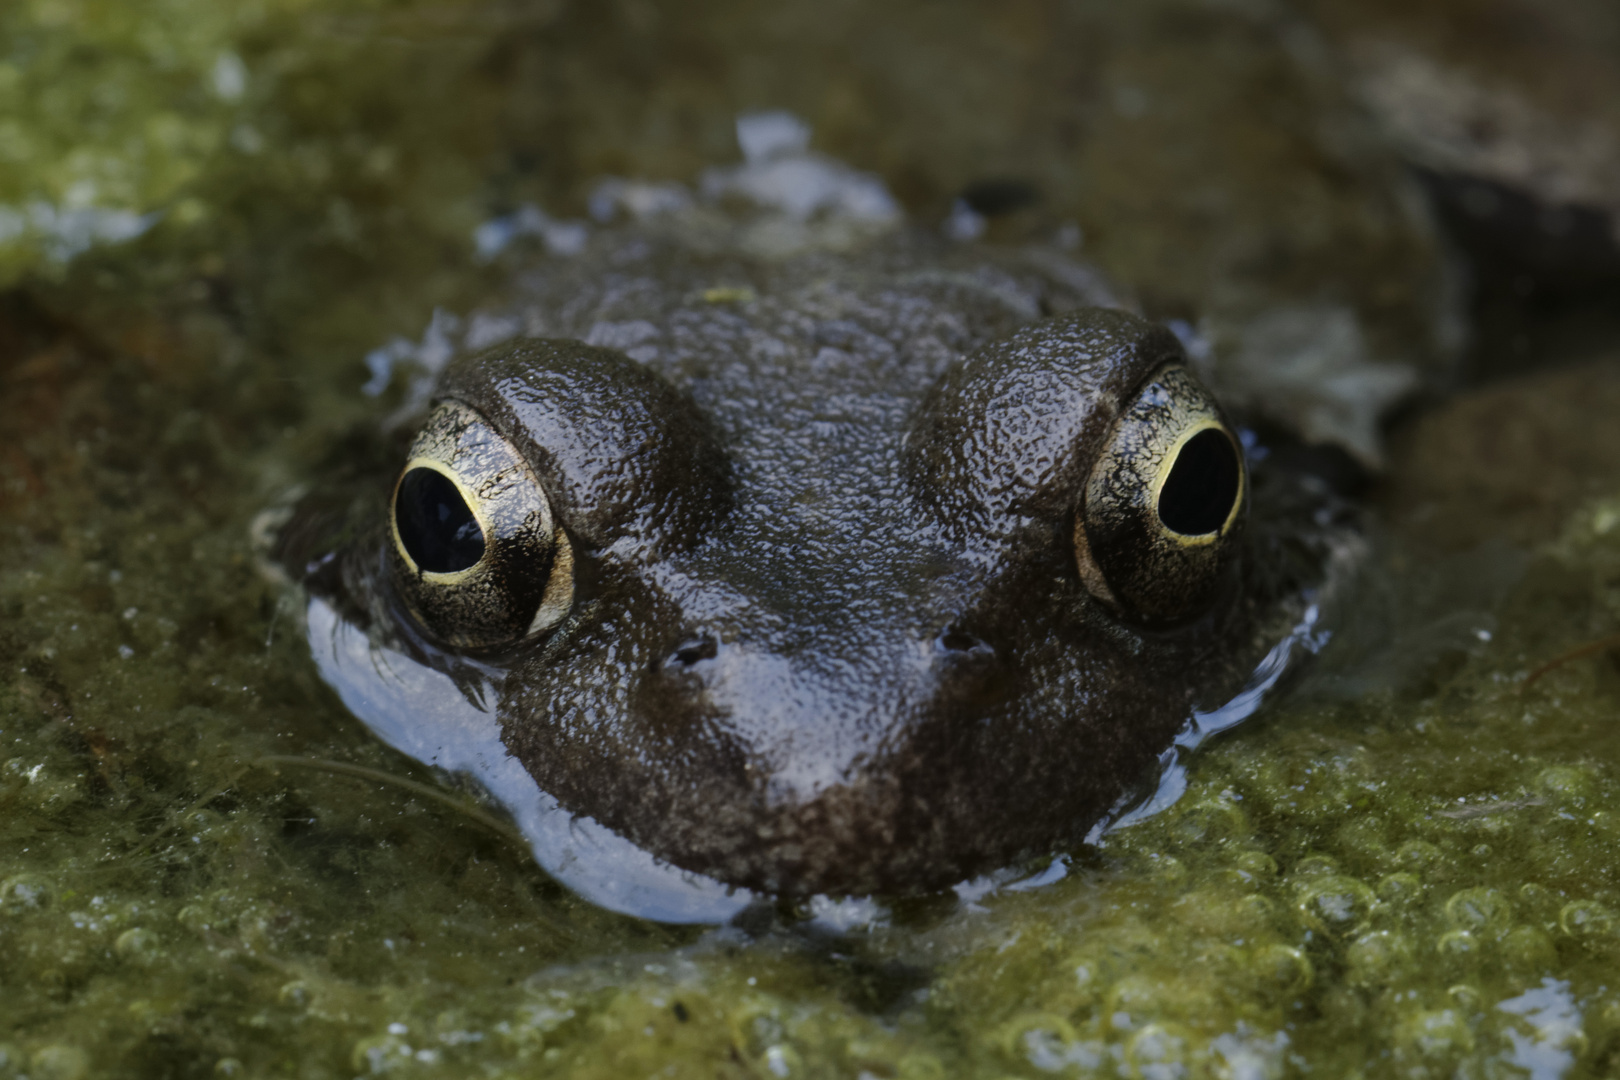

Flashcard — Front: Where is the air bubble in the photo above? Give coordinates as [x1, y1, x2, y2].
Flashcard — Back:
[1296, 876, 1375, 936]
[1559, 899, 1616, 940]
[1444, 887, 1513, 934]
[114, 928, 161, 964]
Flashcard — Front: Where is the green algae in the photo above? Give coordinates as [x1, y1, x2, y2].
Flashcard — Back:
[1, 0, 457, 281]
[4, 0, 1620, 1076]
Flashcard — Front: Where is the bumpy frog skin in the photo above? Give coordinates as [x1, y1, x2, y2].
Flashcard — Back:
[281, 232, 1331, 917]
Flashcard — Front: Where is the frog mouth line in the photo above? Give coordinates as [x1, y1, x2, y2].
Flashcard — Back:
[303, 591, 1325, 924]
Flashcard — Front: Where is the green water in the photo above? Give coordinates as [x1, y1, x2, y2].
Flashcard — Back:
[4, 1, 1620, 1076]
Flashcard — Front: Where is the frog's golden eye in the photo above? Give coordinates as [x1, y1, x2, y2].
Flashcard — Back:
[388, 401, 574, 649]
[1074, 364, 1245, 627]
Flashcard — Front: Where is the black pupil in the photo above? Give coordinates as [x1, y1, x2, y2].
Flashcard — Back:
[1158, 428, 1241, 536]
[395, 467, 486, 573]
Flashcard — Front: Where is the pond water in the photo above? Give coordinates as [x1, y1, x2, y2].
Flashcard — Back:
[4, 1, 1620, 1077]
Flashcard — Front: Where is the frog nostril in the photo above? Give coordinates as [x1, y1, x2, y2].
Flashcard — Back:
[937, 628, 990, 655]
[668, 636, 718, 668]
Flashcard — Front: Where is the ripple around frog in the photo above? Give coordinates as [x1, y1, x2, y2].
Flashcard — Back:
[306, 591, 1331, 924]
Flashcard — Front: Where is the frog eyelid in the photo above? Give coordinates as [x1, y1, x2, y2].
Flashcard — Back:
[432, 339, 733, 554]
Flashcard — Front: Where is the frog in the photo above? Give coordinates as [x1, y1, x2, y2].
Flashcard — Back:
[275, 217, 1344, 922]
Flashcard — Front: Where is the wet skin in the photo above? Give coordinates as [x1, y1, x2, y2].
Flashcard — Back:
[284, 239, 1322, 897]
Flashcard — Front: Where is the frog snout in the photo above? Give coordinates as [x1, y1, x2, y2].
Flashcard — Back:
[642, 621, 1006, 757]
[620, 621, 1020, 893]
